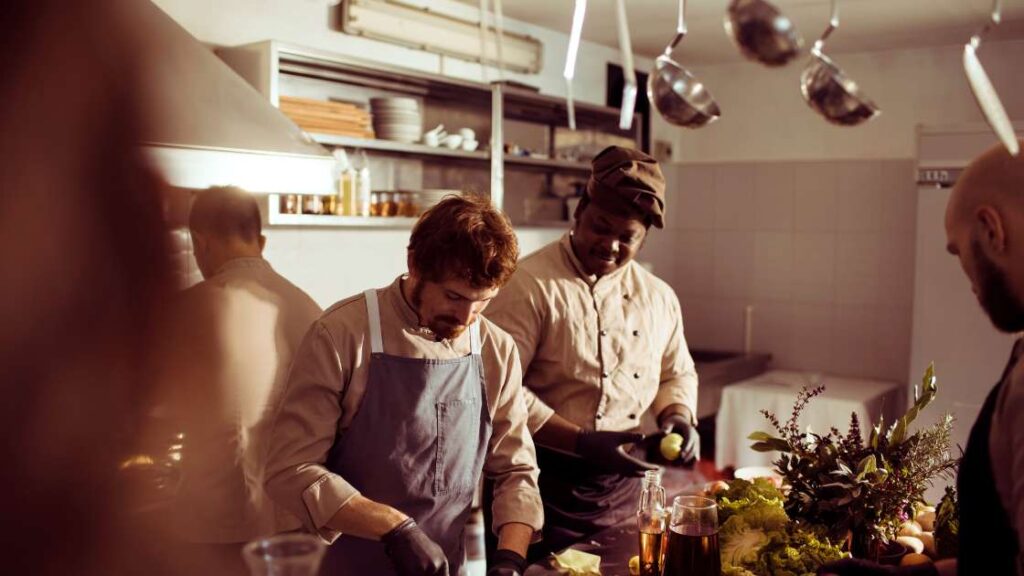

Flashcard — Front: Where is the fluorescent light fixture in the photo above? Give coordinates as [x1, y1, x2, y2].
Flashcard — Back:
[341, 0, 542, 74]
[564, 0, 587, 130]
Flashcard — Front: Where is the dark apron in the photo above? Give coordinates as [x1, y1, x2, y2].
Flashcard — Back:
[322, 289, 492, 575]
[958, 339, 1022, 575]
[484, 443, 640, 562]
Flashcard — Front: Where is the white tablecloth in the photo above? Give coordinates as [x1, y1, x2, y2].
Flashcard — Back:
[715, 370, 904, 469]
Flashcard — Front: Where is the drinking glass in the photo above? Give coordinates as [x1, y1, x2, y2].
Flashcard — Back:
[662, 495, 721, 576]
[243, 533, 326, 576]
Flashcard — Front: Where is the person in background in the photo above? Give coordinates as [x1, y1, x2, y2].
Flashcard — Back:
[264, 195, 543, 576]
[483, 146, 700, 558]
[161, 186, 322, 574]
[820, 142, 1024, 576]
[0, 0, 182, 574]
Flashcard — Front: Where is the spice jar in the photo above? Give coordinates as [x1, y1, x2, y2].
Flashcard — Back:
[321, 194, 338, 216]
[381, 192, 398, 217]
[301, 194, 322, 215]
[369, 191, 382, 217]
[280, 194, 300, 215]
[396, 192, 412, 217]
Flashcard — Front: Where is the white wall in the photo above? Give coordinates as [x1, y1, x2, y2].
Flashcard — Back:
[643, 159, 918, 384]
[262, 227, 561, 309]
[673, 39, 1024, 162]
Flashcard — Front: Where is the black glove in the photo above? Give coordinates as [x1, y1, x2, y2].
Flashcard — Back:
[657, 412, 699, 464]
[816, 558, 938, 576]
[575, 429, 657, 476]
[382, 517, 450, 576]
[487, 549, 527, 576]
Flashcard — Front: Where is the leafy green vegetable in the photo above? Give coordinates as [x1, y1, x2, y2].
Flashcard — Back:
[717, 478, 785, 524]
[713, 478, 845, 575]
[755, 526, 847, 576]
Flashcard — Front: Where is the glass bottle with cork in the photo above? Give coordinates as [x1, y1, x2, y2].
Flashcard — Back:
[637, 469, 668, 576]
[353, 149, 371, 217]
[332, 148, 356, 216]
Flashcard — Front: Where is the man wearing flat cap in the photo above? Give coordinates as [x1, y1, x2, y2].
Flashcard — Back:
[484, 145, 700, 558]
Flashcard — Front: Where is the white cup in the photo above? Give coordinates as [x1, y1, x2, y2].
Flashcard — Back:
[462, 139, 479, 152]
[441, 134, 463, 149]
[423, 132, 441, 147]
[459, 128, 476, 141]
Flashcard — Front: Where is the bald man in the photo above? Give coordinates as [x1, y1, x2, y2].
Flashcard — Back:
[166, 186, 322, 574]
[820, 142, 1024, 576]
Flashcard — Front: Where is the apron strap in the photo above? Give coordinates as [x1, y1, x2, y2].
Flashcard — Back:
[469, 320, 481, 355]
[363, 289, 384, 354]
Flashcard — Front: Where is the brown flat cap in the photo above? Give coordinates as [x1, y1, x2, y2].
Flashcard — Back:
[585, 145, 666, 228]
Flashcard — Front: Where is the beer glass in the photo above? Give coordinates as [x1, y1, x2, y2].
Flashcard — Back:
[662, 495, 721, 576]
[243, 533, 326, 576]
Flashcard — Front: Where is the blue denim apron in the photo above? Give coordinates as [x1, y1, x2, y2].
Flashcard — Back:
[321, 289, 492, 575]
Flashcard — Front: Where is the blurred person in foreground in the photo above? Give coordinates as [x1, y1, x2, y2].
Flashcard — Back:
[264, 195, 543, 576]
[483, 146, 700, 558]
[160, 186, 321, 574]
[0, 0, 179, 574]
[820, 143, 1024, 576]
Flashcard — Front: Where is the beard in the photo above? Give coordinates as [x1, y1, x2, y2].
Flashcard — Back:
[428, 318, 466, 341]
[972, 239, 1024, 333]
[409, 279, 466, 341]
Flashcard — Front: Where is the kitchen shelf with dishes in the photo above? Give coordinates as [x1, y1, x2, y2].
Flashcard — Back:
[308, 132, 489, 161]
[217, 41, 639, 229]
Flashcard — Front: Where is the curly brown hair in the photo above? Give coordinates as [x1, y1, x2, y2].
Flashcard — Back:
[408, 194, 519, 288]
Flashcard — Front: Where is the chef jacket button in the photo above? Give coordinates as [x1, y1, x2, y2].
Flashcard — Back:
[633, 372, 640, 379]
[633, 330, 640, 337]
[628, 413, 637, 419]
[600, 329, 608, 337]
[596, 413, 604, 420]
[601, 371, 609, 378]
[624, 293, 630, 300]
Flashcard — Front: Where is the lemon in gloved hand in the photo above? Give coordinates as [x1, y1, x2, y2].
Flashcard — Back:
[622, 553, 638, 573]
[659, 433, 684, 461]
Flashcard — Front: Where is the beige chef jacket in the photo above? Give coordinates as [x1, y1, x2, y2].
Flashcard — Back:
[264, 277, 544, 543]
[485, 233, 699, 434]
[991, 336, 1024, 573]
[168, 257, 322, 543]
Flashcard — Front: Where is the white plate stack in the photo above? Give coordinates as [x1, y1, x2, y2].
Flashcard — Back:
[418, 189, 462, 210]
[370, 97, 422, 143]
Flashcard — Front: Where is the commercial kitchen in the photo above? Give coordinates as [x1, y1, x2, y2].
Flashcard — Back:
[6, 0, 1024, 575]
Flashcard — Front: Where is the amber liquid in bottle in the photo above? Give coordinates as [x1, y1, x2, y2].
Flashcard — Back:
[637, 470, 667, 576]
[638, 529, 666, 576]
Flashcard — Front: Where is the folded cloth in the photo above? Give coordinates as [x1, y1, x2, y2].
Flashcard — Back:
[550, 549, 601, 575]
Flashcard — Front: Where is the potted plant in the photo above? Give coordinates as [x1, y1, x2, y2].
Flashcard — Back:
[748, 364, 958, 560]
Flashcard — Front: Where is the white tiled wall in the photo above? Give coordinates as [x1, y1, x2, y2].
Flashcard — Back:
[644, 159, 918, 384]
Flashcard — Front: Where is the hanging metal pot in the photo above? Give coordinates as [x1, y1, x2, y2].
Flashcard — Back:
[647, 0, 721, 128]
[724, 0, 802, 67]
[800, 0, 880, 126]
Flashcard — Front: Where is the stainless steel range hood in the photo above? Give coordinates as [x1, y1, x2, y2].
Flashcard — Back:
[136, 1, 334, 194]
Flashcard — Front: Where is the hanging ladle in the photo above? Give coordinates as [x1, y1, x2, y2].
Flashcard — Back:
[964, 0, 1019, 156]
[800, 0, 879, 126]
[724, 0, 802, 67]
[647, 0, 720, 128]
